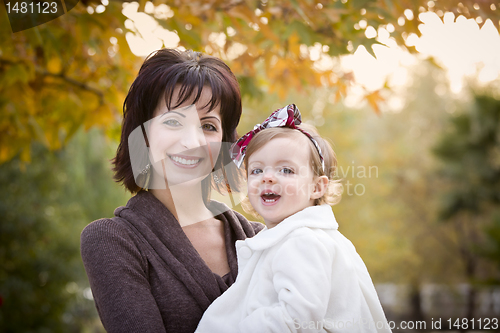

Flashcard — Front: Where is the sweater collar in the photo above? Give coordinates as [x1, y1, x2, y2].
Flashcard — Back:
[242, 205, 338, 251]
[113, 190, 256, 309]
[115, 190, 250, 241]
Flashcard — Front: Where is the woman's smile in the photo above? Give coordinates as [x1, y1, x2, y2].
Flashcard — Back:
[168, 154, 203, 168]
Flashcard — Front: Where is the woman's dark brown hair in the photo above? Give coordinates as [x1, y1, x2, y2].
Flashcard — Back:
[113, 48, 243, 197]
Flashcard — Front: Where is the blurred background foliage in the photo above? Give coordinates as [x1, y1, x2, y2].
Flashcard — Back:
[0, 130, 129, 332]
[1, 0, 500, 331]
[1, 0, 500, 163]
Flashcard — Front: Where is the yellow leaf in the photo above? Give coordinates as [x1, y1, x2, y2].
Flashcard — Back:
[365, 90, 384, 115]
[47, 57, 62, 73]
[20, 146, 31, 163]
[228, 4, 257, 23]
[258, 22, 279, 43]
[288, 31, 300, 57]
[0, 145, 15, 164]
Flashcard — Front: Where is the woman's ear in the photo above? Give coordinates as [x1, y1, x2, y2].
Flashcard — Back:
[311, 175, 329, 200]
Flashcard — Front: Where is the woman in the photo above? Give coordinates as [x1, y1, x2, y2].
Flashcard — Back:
[81, 49, 264, 333]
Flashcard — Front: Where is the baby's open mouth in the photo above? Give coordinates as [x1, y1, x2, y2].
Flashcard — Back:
[261, 192, 281, 203]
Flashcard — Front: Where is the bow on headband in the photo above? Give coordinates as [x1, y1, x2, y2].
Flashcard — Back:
[230, 104, 325, 171]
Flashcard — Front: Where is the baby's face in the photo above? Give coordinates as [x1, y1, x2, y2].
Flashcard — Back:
[246, 136, 317, 228]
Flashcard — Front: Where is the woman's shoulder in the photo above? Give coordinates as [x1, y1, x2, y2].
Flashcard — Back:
[81, 217, 130, 242]
[81, 216, 145, 256]
[80, 216, 150, 272]
[81, 193, 148, 247]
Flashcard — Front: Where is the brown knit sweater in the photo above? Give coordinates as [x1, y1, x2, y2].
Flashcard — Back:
[80, 190, 264, 333]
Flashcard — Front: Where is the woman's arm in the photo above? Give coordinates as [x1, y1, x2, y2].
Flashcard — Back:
[239, 230, 334, 333]
[81, 219, 167, 333]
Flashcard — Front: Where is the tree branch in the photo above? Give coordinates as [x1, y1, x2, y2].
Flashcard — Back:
[36, 69, 105, 105]
[1, 57, 104, 104]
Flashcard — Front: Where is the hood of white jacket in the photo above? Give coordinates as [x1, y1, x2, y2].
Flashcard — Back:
[239, 205, 339, 252]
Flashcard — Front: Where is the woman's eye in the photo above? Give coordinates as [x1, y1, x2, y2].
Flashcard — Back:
[280, 167, 294, 174]
[201, 123, 218, 132]
[163, 119, 181, 127]
[250, 168, 262, 175]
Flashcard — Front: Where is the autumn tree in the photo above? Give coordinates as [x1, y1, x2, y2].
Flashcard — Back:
[432, 91, 500, 322]
[2, 0, 500, 163]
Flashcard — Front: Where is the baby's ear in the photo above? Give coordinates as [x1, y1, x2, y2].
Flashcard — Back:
[311, 175, 329, 200]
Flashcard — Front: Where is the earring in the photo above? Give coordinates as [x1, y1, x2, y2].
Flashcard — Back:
[141, 163, 150, 174]
[138, 163, 151, 189]
[212, 168, 226, 184]
[213, 172, 224, 184]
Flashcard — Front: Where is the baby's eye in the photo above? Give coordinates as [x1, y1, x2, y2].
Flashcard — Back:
[280, 167, 294, 174]
[163, 119, 181, 127]
[201, 123, 218, 132]
[250, 168, 263, 175]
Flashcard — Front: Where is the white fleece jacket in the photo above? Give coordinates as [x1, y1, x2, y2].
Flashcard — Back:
[195, 205, 392, 333]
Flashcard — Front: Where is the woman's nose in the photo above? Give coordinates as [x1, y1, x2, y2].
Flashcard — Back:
[180, 125, 206, 150]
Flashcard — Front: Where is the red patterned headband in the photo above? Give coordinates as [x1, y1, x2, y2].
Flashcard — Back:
[230, 104, 325, 171]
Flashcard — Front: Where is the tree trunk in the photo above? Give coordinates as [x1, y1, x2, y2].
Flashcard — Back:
[409, 283, 425, 323]
[460, 255, 476, 333]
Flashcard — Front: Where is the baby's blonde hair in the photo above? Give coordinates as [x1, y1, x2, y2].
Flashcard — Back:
[242, 125, 342, 217]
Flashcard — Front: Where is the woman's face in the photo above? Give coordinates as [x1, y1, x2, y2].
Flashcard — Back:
[146, 85, 223, 187]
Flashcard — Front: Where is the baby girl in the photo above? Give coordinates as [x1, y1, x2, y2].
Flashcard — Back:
[195, 104, 391, 333]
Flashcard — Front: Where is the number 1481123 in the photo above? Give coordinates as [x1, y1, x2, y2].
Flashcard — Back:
[447, 318, 498, 330]
[6, 2, 58, 14]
